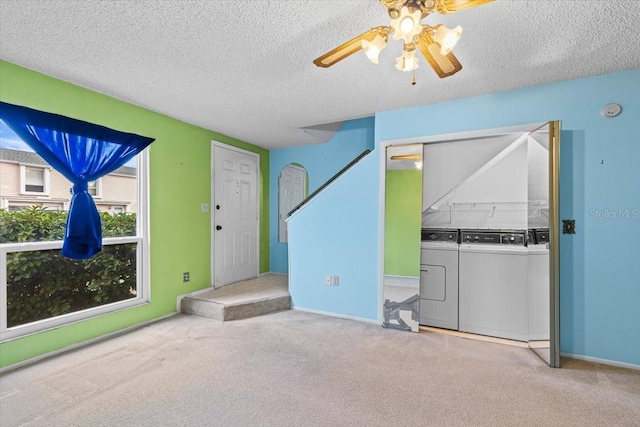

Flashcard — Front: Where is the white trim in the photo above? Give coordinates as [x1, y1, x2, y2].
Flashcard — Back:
[561, 353, 640, 371]
[292, 306, 379, 325]
[138, 149, 151, 303]
[0, 312, 177, 375]
[378, 146, 386, 324]
[0, 247, 6, 336]
[0, 150, 150, 342]
[259, 271, 288, 277]
[210, 141, 261, 288]
[383, 275, 420, 287]
[88, 178, 102, 199]
[0, 239, 144, 342]
[19, 164, 50, 196]
[0, 236, 140, 253]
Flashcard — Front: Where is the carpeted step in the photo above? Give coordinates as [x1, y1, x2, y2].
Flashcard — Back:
[181, 294, 291, 321]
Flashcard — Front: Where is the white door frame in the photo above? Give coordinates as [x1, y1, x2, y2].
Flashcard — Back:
[378, 121, 561, 367]
[279, 163, 307, 243]
[211, 140, 260, 287]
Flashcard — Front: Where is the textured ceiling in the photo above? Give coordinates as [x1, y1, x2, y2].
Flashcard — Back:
[1, 1, 639, 149]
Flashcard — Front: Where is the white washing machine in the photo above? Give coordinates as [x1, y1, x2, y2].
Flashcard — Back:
[528, 229, 550, 341]
[458, 230, 529, 341]
[419, 229, 459, 330]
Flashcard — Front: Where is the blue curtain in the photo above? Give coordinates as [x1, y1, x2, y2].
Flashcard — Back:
[0, 102, 155, 259]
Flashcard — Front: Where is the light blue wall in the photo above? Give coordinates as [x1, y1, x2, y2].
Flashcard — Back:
[283, 68, 639, 365]
[375, 68, 639, 365]
[287, 152, 380, 320]
[269, 117, 375, 272]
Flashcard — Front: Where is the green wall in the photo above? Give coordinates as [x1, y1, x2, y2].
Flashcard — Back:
[0, 61, 269, 367]
[384, 169, 422, 277]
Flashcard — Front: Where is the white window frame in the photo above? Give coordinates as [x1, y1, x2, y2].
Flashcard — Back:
[0, 150, 150, 342]
[19, 164, 51, 196]
[88, 178, 102, 199]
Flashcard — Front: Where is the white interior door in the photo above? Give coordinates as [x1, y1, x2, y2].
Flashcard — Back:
[279, 165, 306, 243]
[213, 143, 258, 287]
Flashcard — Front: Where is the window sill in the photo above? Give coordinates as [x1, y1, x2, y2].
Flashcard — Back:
[19, 192, 50, 197]
[0, 298, 151, 344]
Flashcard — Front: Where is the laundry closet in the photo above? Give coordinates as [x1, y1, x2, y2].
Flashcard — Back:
[383, 122, 559, 366]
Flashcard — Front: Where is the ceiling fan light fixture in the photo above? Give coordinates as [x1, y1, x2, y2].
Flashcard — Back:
[391, 6, 423, 43]
[395, 44, 419, 72]
[313, 0, 492, 78]
[433, 24, 462, 55]
[362, 34, 388, 64]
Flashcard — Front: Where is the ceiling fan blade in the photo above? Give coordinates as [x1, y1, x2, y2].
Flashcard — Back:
[436, 0, 494, 15]
[417, 31, 463, 78]
[313, 27, 389, 68]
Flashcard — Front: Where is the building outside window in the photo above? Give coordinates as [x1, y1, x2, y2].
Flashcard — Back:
[1, 149, 134, 213]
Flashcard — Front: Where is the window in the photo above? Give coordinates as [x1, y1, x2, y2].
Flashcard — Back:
[1, 152, 149, 341]
[25, 167, 44, 192]
[88, 179, 101, 198]
[20, 165, 50, 195]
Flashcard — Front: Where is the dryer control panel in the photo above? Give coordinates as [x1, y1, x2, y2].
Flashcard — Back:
[461, 231, 526, 246]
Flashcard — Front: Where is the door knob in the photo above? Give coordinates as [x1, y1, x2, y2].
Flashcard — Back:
[216, 225, 222, 230]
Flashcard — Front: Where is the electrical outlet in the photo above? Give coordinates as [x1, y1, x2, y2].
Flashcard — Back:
[325, 275, 331, 286]
[201, 203, 209, 212]
[332, 275, 339, 286]
[183, 272, 190, 282]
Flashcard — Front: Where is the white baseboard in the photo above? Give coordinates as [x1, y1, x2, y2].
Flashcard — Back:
[0, 312, 177, 374]
[561, 352, 640, 371]
[292, 306, 379, 325]
[384, 275, 419, 287]
[259, 271, 288, 277]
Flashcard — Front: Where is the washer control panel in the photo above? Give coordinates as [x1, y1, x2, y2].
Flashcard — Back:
[421, 229, 459, 243]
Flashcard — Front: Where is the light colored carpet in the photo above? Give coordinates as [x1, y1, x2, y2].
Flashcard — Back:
[1, 311, 639, 427]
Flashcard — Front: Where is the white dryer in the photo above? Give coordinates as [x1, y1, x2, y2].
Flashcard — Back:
[528, 228, 550, 341]
[458, 230, 529, 341]
[419, 229, 459, 330]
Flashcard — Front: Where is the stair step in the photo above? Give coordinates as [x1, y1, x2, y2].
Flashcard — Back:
[182, 294, 291, 321]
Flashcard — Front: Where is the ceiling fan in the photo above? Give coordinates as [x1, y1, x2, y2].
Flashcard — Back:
[313, 0, 493, 82]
